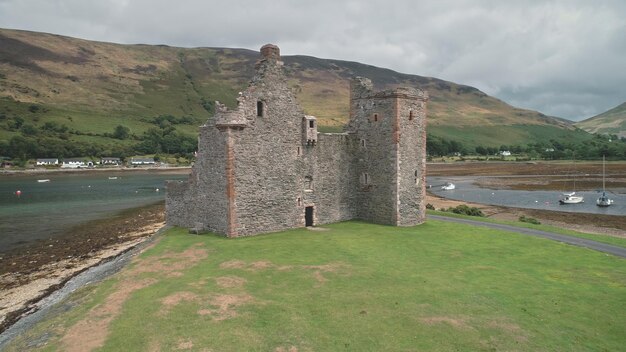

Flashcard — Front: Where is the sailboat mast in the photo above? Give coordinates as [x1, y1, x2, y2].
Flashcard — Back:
[603, 155, 606, 191]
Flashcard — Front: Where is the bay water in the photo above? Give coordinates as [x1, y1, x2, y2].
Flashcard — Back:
[0, 170, 189, 253]
[428, 176, 626, 216]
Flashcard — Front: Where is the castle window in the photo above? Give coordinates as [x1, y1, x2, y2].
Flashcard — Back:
[297, 146, 301, 156]
[304, 176, 313, 191]
[361, 173, 370, 185]
[415, 170, 419, 184]
[360, 139, 366, 148]
[409, 110, 413, 120]
[309, 120, 315, 128]
[297, 197, 302, 207]
[374, 113, 378, 122]
[257, 100, 264, 117]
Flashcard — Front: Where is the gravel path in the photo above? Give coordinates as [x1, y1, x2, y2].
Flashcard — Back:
[428, 215, 626, 258]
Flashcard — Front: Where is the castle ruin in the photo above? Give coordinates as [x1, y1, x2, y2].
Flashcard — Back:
[166, 44, 428, 237]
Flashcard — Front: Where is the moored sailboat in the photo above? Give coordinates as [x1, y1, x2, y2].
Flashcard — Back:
[559, 154, 584, 205]
[596, 156, 613, 207]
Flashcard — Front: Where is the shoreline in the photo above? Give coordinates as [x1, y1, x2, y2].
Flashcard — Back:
[426, 193, 626, 237]
[0, 166, 191, 177]
[0, 202, 167, 333]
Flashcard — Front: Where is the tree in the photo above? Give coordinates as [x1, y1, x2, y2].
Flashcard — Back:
[112, 125, 130, 140]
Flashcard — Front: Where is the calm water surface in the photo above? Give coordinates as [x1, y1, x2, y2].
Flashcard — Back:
[428, 176, 626, 216]
[0, 171, 188, 253]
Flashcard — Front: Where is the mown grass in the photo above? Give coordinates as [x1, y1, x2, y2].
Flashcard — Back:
[5, 220, 625, 351]
[427, 210, 626, 248]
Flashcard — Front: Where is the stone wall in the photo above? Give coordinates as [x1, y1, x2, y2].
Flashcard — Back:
[301, 133, 358, 226]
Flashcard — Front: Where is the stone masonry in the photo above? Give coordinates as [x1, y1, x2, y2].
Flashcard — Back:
[166, 44, 428, 237]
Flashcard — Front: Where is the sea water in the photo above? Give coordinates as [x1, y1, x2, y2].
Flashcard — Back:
[428, 176, 626, 216]
[0, 171, 188, 253]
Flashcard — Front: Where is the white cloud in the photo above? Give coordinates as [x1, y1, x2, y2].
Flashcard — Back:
[0, 0, 624, 120]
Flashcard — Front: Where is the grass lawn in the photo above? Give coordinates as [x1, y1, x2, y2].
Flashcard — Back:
[6, 220, 625, 351]
[428, 210, 626, 249]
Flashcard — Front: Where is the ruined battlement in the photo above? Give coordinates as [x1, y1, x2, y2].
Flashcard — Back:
[166, 44, 427, 237]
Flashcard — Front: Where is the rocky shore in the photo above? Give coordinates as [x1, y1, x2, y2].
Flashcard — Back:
[0, 203, 166, 333]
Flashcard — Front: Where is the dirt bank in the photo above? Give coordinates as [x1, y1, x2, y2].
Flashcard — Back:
[0, 203, 166, 333]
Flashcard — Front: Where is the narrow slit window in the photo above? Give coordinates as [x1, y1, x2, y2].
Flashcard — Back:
[409, 110, 413, 120]
[361, 172, 370, 185]
[374, 113, 378, 122]
[297, 146, 301, 156]
[297, 197, 302, 207]
[361, 139, 366, 147]
[257, 101, 264, 117]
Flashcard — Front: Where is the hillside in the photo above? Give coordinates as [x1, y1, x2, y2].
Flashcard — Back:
[0, 28, 591, 155]
[575, 102, 626, 138]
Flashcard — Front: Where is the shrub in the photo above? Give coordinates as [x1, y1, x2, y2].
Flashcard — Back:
[426, 203, 435, 210]
[446, 204, 485, 217]
[519, 215, 541, 225]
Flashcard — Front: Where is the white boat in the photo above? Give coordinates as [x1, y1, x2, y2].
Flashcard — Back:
[597, 156, 613, 207]
[441, 182, 455, 190]
[108, 176, 118, 180]
[37, 179, 51, 183]
[559, 155, 584, 205]
[559, 192, 584, 204]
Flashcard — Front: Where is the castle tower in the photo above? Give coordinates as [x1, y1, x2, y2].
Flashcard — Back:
[347, 78, 428, 226]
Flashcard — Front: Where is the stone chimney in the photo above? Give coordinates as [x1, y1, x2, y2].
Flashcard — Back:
[260, 44, 280, 61]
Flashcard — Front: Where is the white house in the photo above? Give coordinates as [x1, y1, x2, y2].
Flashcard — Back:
[61, 159, 86, 168]
[101, 157, 121, 165]
[500, 151, 511, 156]
[36, 158, 59, 166]
[130, 157, 156, 165]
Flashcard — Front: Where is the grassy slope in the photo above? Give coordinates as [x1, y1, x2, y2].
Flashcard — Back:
[575, 102, 626, 137]
[0, 28, 591, 149]
[6, 221, 625, 351]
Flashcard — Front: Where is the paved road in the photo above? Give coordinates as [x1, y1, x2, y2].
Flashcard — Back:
[428, 215, 626, 258]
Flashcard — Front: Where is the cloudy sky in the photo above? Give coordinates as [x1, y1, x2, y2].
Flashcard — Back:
[1, 0, 625, 121]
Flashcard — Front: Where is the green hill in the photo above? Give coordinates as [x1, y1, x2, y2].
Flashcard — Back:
[0, 28, 592, 157]
[575, 102, 626, 138]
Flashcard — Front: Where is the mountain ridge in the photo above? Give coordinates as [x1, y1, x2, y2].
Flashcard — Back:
[575, 102, 626, 138]
[0, 27, 590, 151]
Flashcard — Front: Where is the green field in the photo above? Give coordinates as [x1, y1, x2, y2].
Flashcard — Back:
[5, 220, 625, 351]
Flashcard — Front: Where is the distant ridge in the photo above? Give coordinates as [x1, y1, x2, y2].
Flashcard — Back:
[575, 102, 626, 138]
[0, 27, 590, 148]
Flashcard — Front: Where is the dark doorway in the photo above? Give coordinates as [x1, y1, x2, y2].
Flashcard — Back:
[305, 206, 314, 227]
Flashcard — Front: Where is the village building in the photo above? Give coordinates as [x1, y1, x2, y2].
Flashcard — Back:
[100, 157, 121, 165]
[36, 158, 59, 166]
[61, 159, 86, 168]
[130, 157, 155, 166]
[166, 44, 428, 237]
